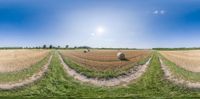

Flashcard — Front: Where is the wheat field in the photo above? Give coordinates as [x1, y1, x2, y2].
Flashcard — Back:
[0, 49, 50, 72]
[160, 50, 200, 72]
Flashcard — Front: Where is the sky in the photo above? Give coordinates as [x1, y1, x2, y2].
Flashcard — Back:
[0, 0, 200, 48]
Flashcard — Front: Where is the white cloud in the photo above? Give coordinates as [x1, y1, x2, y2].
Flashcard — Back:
[160, 10, 165, 14]
[153, 10, 159, 14]
[153, 10, 165, 15]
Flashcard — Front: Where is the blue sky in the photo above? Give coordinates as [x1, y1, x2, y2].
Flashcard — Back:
[0, 0, 200, 48]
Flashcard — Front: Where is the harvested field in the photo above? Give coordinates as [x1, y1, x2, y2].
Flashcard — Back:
[160, 50, 200, 72]
[59, 50, 151, 78]
[0, 55, 52, 90]
[68, 50, 148, 61]
[60, 50, 151, 71]
[59, 53, 151, 86]
[0, 49, 50, 72]
[159, 58, 200, 88]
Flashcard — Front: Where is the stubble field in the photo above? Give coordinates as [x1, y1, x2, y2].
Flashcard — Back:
[0, 49, 50, 72]
[0, 49, 50, 84]
[60, 50, 151, 70]
[160, 50, 200, 82]
[59, 50, 151, 78]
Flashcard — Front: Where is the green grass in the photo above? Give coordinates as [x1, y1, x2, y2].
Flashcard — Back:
[0, 54, 51, 83]
[159, 54, 200, 82]
[0, 51, 199, 98]
[60, 53, 151, 79]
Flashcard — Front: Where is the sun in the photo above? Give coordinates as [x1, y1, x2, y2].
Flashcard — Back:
[91, 26, 105, 36]
[97, 27, 104, 33]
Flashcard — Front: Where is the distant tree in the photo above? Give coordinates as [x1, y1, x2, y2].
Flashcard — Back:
[58, 46, 61, 49]
[78, 46, 91, 49]
[49, 45, 53, 49]
[65, 45, 69, 48]
[43, 45, 47, 49]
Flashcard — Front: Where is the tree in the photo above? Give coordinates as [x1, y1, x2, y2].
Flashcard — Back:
[65, 45, 69, 48]
[49, 45, 53, 49]
[43, 45, 46, 49]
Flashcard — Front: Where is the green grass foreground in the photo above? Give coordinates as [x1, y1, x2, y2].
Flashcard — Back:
[0, 52, 199, 98]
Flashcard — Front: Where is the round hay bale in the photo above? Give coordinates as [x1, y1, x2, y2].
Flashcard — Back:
[83, 50, 87, 53]
[117, 52, 126, 60]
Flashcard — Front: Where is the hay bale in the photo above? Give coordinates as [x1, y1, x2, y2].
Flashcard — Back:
[117, 52, 126, 60]
[83, 50, 87, 53]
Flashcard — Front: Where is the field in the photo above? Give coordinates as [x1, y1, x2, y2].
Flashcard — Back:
[160, 51, 200, 82]
[0, 49, 50, 72]
[0, 49, 50, 84]
[59, 50, 151, 78]
[0, 49, 199, 98]
[160, 50, 200, 72]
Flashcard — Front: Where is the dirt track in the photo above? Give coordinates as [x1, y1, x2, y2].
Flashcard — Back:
[59, 54, 151, 87]
[0, 55, 52, 90]
[159, 58, 200, 88]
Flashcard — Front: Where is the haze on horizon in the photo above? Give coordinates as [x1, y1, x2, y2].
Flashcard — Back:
[0, 0, 200, 48]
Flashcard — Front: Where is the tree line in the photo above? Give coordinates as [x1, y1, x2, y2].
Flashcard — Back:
[152, 47, 200, 50]
[0, 45, 69, 49]
[0, 45, 93, 49]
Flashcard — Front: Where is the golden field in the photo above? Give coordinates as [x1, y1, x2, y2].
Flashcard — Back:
[0, 49, 50, 72]
[160, 50, 200, 72]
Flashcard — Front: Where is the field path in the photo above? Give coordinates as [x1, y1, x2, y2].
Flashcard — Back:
[159, 58, 200, 88]
[0, 55, 52, 90]
[59, 54, 151, 87]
